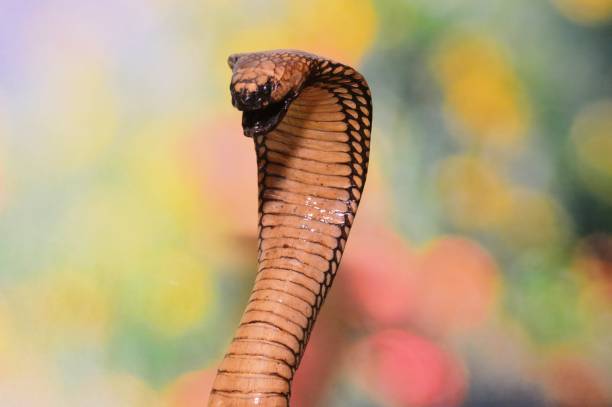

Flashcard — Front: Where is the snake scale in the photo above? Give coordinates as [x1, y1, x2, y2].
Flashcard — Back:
[208, 49, 372, 407]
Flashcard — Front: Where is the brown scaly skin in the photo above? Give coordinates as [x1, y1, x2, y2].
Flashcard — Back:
[208, 50, 372, 407]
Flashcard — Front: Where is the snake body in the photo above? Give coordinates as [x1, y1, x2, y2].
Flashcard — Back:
[209, 50, 372, 407]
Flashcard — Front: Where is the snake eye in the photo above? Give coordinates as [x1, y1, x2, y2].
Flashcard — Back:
[261, 82, 272, 97]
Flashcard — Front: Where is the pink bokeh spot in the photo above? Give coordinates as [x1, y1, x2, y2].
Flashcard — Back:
[355, 329, 466, 407]
[343, 225, 417, 326]
[413, 237, 501, 334]
[186, 118, 259, 236]
[344, 226, 500, 334]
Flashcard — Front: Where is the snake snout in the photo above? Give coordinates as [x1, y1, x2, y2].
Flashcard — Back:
[231, 82, 274, 112]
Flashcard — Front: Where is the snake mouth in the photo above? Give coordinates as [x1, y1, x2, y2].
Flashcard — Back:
[241, 92, 296, 138]
[241, 98, 287, 137]
[230, 80, 291, 138]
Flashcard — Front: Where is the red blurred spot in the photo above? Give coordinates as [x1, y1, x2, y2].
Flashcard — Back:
[343, 225, 417, 326]
[344, 226, 500, 334]
[543, 357, 611, 406]
[413, 237, 501, 334]
[354, 329, 466, 407]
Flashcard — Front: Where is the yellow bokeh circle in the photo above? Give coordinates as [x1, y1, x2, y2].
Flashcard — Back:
[432, 35, 529, 151]
[218, 0, 377, 71]
[137, 252, 214, 337]
[551, 0, 612, 25]
[436, 154, 513, 230]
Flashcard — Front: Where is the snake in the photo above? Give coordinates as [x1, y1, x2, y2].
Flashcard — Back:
[208, 49, 372, 407]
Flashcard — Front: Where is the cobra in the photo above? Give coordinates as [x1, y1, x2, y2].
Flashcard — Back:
[209, 49, 372, 407]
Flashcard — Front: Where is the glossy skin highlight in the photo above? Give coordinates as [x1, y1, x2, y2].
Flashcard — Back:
[209, 49, 373, 407]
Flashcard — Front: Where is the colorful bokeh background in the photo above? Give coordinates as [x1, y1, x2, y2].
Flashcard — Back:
[2, 1, 612, 406]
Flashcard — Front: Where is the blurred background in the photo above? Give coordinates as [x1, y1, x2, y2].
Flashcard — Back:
[1, 0, 612, 406]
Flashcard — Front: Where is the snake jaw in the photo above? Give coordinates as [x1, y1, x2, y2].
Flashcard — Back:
[241, 102, 284, 137]
[232, 81, 297, 138]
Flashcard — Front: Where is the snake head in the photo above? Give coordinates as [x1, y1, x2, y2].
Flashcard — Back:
[228, 51, 305, 137]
